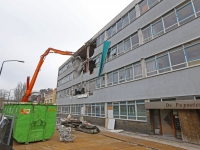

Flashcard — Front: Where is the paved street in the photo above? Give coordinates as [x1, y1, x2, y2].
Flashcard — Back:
[13, 128, 200, 150]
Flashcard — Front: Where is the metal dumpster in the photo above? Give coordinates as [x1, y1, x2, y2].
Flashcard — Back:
[3, 103, 57, 144]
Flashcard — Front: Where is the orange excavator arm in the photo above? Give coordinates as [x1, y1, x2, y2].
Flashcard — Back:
[21, 47, 73, 102]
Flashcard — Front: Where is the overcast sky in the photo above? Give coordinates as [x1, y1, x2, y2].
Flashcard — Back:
[0, 0, 133, 94]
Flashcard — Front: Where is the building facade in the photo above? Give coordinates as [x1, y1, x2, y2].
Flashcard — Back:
[56, 0, 200, 144]
[44, 88, 57, 104]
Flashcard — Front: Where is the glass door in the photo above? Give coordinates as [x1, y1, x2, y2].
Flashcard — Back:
[152, 109, 162, 135]
[172, 110, 182, 139]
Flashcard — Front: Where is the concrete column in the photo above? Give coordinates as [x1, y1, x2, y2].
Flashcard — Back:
[138, 29, 143, 45]
[105, 102, 108, 118]
[85, 45, 90, 73]
[104, 31, 108, 41]
[105, 73, 108, 87]
[135, 4, 140, 18]
[141, 58, 147, 78]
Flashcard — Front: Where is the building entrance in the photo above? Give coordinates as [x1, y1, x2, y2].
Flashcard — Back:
[152, 109, 182, 139]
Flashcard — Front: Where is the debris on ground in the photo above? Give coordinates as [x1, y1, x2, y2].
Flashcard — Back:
[76, 124, 100, 134]
[57, 125, 76, 143]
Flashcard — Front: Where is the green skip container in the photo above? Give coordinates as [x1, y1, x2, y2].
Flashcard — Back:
[3, 103, 57, 144]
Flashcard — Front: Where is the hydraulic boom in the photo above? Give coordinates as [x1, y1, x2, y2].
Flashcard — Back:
[21, 47, 73, 102]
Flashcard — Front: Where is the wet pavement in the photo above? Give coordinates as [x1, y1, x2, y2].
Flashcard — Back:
[13, 129, 189, 150]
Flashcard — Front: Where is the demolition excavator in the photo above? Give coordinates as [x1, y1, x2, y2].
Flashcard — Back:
[21, 48, 73, 102]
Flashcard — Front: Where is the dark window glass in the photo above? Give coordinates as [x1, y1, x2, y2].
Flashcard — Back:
[125, 66, 133, 81]
[118, 42, 124, 55]
[112, 24, 116, 35]
[101, 76, 105, 87]
[131, 33, 139, 49]
[152, 20, 164, 37]
[137, 104, 146, 116]
[120, 105, 127, 116]
[123, 14, 129, 27]
[108, 73, 113, 86]
[157, 54, 170, 73]
[139, 0, 148, 14]
[111, 47, 117, 58]
[113, 104, 119, 117]
[129, 8, 136, 22]
[124, 38, 131, 52]
[185, 43, 200, 62]
[177, 3, 195, 25]
[107, 50, 111, 60]
[148, 0, 158, 8]
[96, 37, 101, 46]
[107, 27, 112, 39]
[170, 49, 186, 70]
[142, 26, 152, 43]
[146, 58, 157, 76]
[194, 0, 200, 16]
[101, 32, 105, 44]
[117, 19, 122, 32]
[113, 71, 118, 84]
[119, 69, 125, 83]
[134, 63, 142, 79]
[163, 11, 178, 32]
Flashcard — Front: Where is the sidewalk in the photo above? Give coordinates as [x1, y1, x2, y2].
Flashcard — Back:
[99, 127, 200, 150]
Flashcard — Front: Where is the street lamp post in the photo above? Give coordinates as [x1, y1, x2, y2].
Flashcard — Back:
[0, 60, 24, 76]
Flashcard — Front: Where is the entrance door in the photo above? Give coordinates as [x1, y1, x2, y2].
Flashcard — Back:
[172, 110, 182, 139]
[152, 109, 162, 135]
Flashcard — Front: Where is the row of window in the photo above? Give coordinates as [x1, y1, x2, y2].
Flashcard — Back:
[96, 40, 200, 88]
[142, 0, 200, 43]
[85, 103, 105, 117]
[96, 0, 200, 64]
[57, 101, 146, 121]
[58, 61, 73, 75]
[57, 87, 72, 98]
[58, 104, 82, 115]
[96, 0, 160, 47]
[57, 72, 73, 86]
[109, 100, 146, 121]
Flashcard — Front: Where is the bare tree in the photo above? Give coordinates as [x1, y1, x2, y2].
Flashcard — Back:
[14, 82, 26, 101]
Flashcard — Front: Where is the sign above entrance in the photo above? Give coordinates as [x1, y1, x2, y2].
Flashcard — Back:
[145, 100, 200, 109]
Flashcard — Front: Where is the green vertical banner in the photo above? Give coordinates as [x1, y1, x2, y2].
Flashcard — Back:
[98, 41, 111, 77]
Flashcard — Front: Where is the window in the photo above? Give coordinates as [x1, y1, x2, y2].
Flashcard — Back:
[108, 73, 113, 86]
[113, 71, 118, 84]
[101, 103, 105, 117]
[177, 2, 195, 25]
[133, 63, 143, 79]
[142, 26, 152, 43]
[94, 56, 100, 67]
[111, 47, 117, 58]
[136, 100, 146, 120]
[163, 11, 178, 32]
[139, 0, 148, 14]
[157, 54, 170, 73]
[107, 27, 112, 39]
[120, 102, 127, 119]
[124, 38, 131, 52]
[152, 20, 164, 37]
[96, 104, 100, 117]
[101, 76, 105, 87]
[92, 104, 95, 116]
[131, 33, 139, 49]
[148, 0, 158, 8]
[113, 103, 119, 118]
[107, 50, 111, 60]
[101, 32, 105, 44]
[185, 42, 200, 66]
[128, 101, 136, 120]
[117, 19, 122, 32]
[96, 78, 100, 89]
[146, 57, 157, 76]
[194, 0, 200, 16]
[129, 8, 136, 22]
[123, 14, 129, 27]
[119, 69, 125, 83]
[96, 37, 101, 47]
[112, 101, 146, 121]
[85, 104, 91, 116]
[112, 24, 117, 35]
[118, 42, 124, 55]
[125, 66, 133, 81]
[169, 48, 186, 70]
